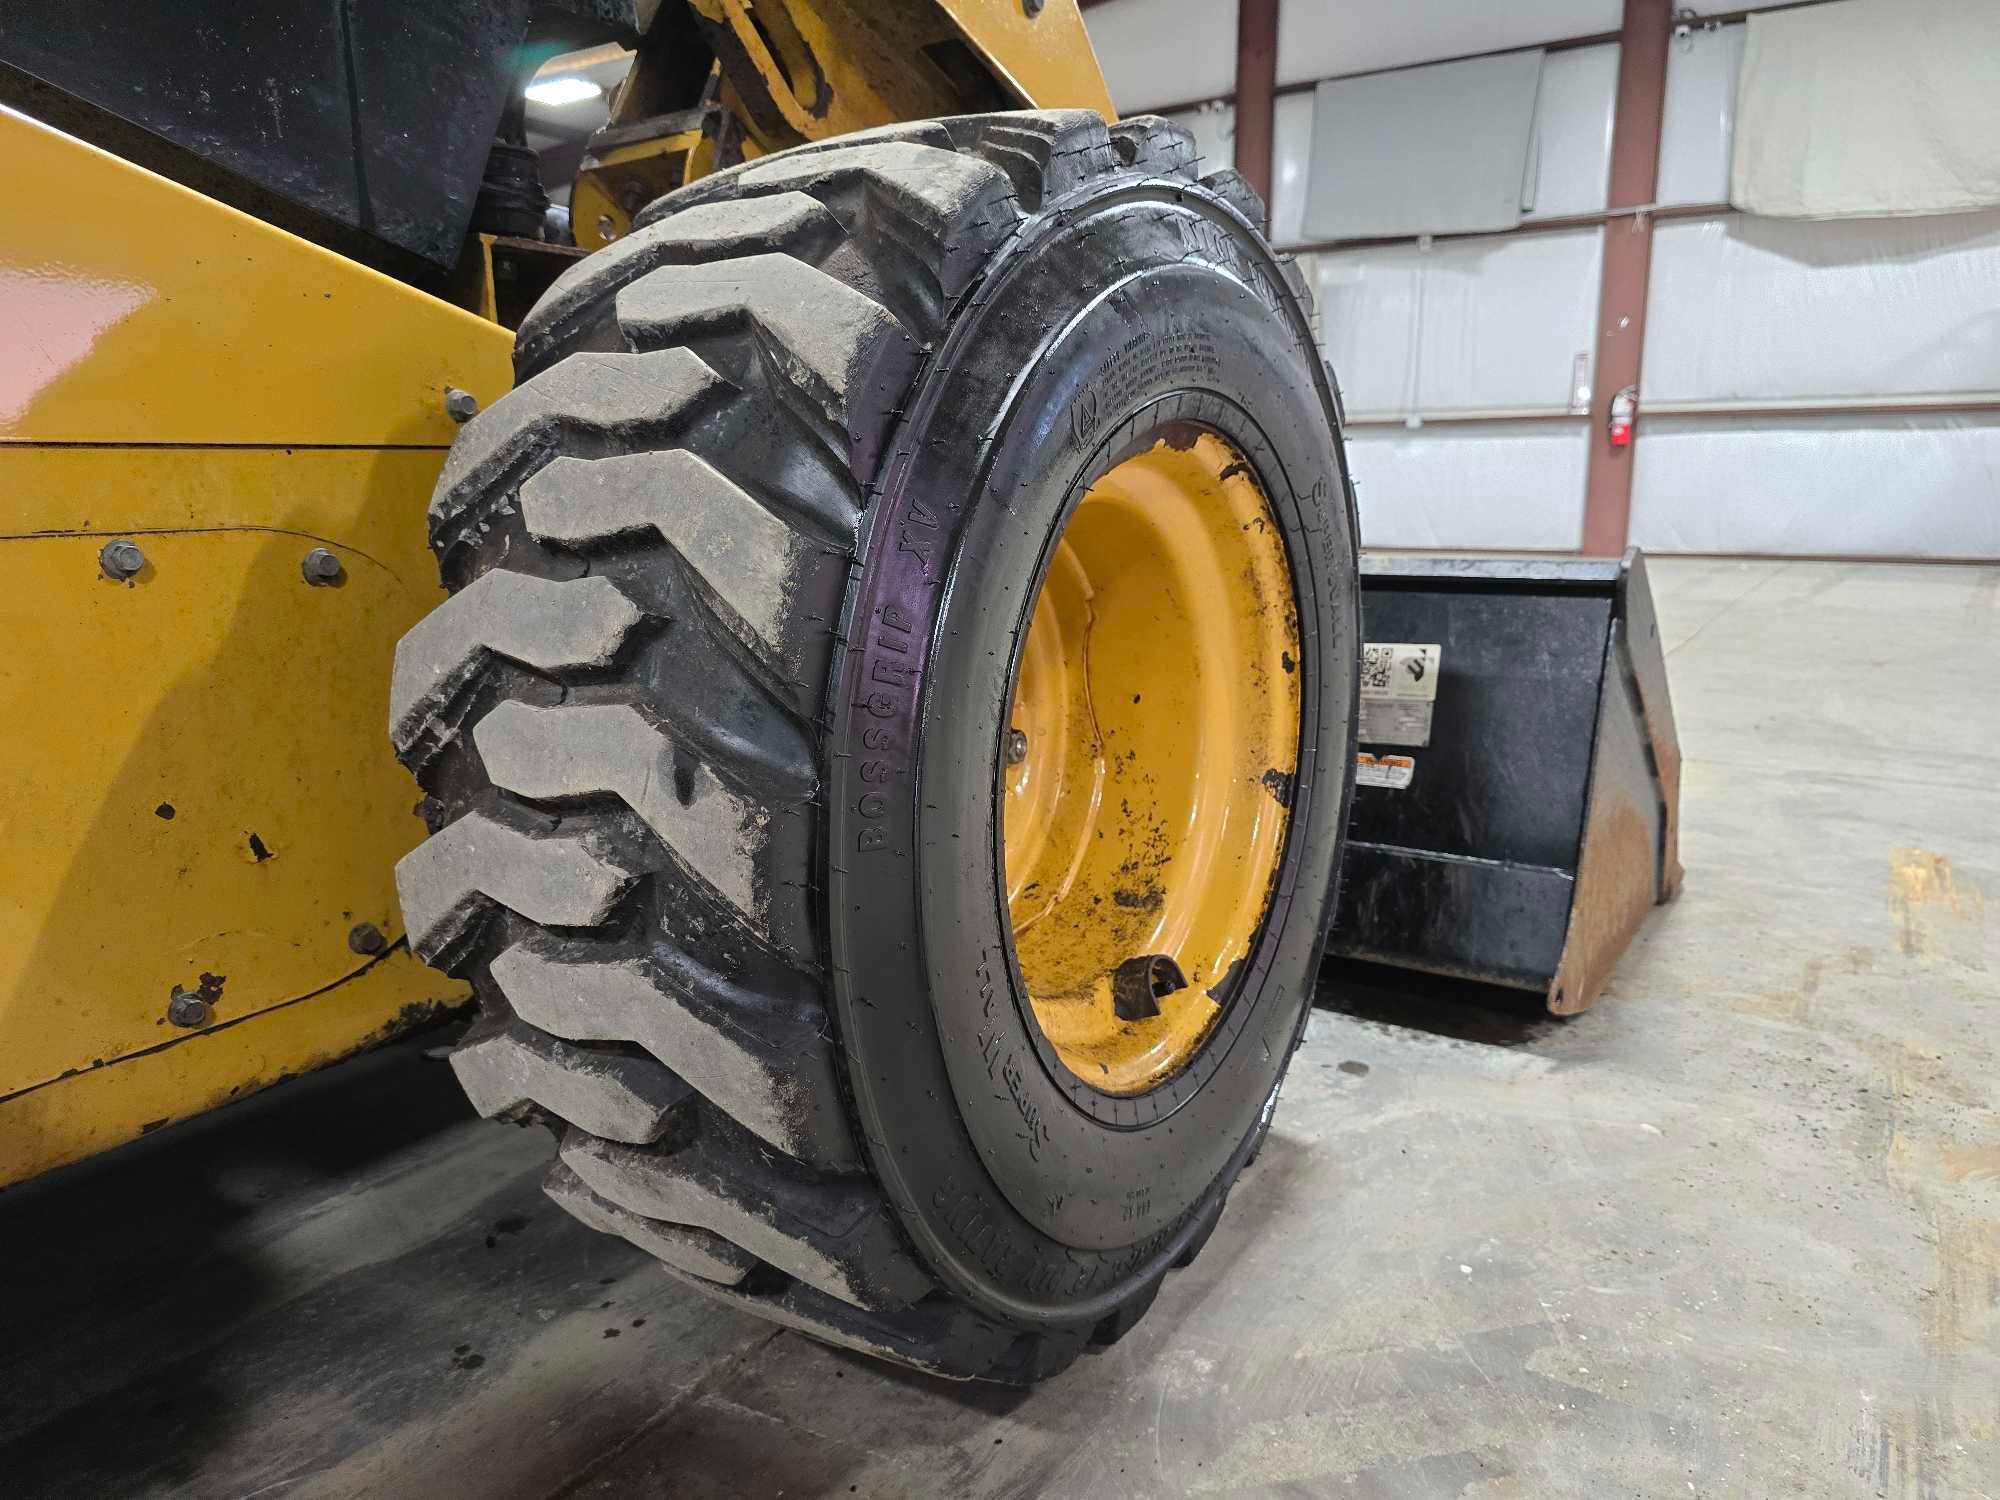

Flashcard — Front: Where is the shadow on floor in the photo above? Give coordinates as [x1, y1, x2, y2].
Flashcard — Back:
[0, 1024, 498, 1497]
[1314, 957, 1566, 1048]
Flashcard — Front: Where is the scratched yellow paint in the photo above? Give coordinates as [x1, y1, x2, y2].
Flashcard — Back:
[0, 463, 457, 1095]
[1003, 437, 1299, 1095]
[0, 111, 503, 1185]
[0, 951, 457, 1184]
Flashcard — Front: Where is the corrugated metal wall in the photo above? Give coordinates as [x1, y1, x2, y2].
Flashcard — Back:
[1081, 0, 2000, 560]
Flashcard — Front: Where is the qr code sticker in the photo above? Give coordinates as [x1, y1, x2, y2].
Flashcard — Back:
[1361, 645, 1393, 691]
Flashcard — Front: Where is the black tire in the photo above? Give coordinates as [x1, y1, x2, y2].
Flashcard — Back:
[390, 110, 1358, 1382]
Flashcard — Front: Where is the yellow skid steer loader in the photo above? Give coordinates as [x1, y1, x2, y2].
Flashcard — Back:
[0, 0, 1677, 1380]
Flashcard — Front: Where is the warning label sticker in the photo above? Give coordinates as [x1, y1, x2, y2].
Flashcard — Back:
[1355, 752, 1415, 790]
[1359, 641, 1442, 747]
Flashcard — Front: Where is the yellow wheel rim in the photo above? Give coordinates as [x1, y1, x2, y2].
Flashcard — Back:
[1003, 431, 1302, 1096]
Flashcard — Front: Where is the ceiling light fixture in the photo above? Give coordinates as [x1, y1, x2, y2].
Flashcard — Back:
[525, 76, 603, 107]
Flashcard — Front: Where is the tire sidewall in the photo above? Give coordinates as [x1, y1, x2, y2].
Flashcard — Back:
[826, 178, 1358, 1326]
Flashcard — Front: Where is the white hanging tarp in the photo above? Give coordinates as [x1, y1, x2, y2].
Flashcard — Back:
[1732, 0, 2000, 219]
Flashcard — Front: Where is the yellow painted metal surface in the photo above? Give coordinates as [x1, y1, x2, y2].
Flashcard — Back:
[0, 110, 510, 1185]
[931, 0, 1115, 116]
[0, 949, 457, 1185]
[0, 109, 512, 445]
[573, 0, 1112, 250]
[1003, 436, 1301, 1094]
[0, 0, 1113, 1183]
[696, 0, 1114, 144]
[573, 129, 712, 252]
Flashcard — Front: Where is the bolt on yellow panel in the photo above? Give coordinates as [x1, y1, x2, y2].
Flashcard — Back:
[0, 948, 457, 1186]
[0, 454, 466, 1109]
[0, 111, 507, 1184]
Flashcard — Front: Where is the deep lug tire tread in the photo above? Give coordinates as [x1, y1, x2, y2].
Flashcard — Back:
[394, 112, 1305, 1382]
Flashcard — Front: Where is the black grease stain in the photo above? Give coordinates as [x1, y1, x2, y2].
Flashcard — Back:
[1260, 767, 1295, 808]
[154, 803, 176, 820]
[493, 1214, 530, 1236]
[603, 1328, 620, 1339]
[246, 832, 273, 862]
[1111, 887, 1164, 912]
[1338, 1059, 1371, 1077]
[1280, 650, 1296, 674]
[449, 1344, 485, 1372]
[672, 762, 696, 807]
[1217, 461, 1251, 482]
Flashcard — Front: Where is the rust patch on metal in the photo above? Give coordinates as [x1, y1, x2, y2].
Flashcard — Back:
[1548, 799, 1656, 1015]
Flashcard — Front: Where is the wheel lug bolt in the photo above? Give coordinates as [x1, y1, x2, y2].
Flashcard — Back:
[1005, 728, 1029, 765]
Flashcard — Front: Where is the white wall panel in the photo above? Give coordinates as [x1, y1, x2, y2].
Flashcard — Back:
[1316, 230, 1601, 417]
[1314, 252, 1420, 416]
[1416, 229, 1603, 411]
[1645, 210, 2000, 403]
[1270, 93, 1315, 245]
[1348, 422, 1589, 550]
[1083, 0, 1237, 113]
[1277, 0, 1620, 87]
[1303, 52, 1543, 241]
[1288, 46, 1611, 240]
[1166, 103, 1233, 177]
[1523, 43, 1617, 219]
[1163, 95, 1311, 242]
[1631, 415, 2000, 558]
[1657, 22, 1744, 206]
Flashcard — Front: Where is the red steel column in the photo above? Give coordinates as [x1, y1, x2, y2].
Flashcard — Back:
[1234, 0, 1279, 221]
[1581, 0, 1672, 555]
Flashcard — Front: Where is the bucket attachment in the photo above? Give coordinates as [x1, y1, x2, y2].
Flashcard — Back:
[1325, 549, 1682, 1014]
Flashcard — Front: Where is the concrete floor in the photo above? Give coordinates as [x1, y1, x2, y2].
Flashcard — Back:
[0, 558, 1994, 1498]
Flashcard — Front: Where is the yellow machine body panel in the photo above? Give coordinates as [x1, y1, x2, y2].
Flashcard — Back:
[573, 0, 1111, 249]
[930, 0, 1114, 118]
[0, 110, 512, 1186]
[0, 0, 1123, 1188]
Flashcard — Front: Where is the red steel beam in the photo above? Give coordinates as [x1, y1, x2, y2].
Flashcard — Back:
[1581, 0, 1672, 555]
[1234, 0, 1279, 220]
